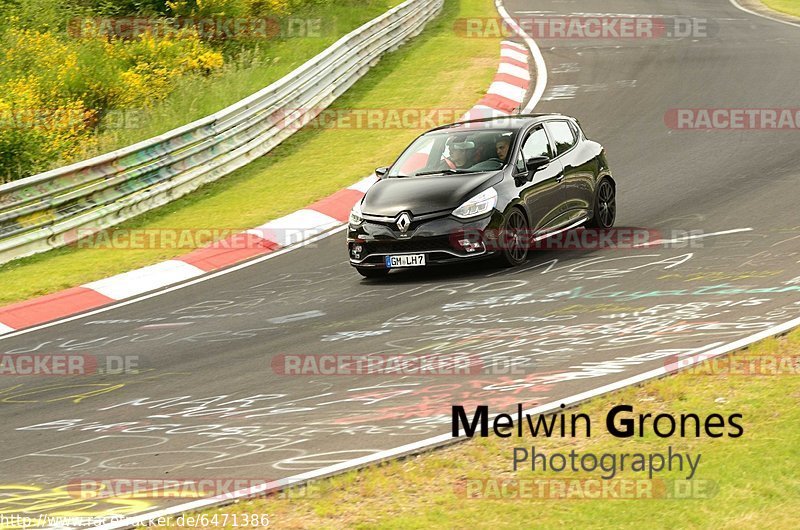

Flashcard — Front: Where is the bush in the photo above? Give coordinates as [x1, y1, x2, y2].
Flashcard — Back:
[0, 0, 360, 182]
[0, 24, 223, 181]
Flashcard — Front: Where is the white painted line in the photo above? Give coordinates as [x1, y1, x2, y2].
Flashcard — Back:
[247, 209, 341, 247]
[487, 81, 528, 103]
[0, 322, 14, 335]
[84, 260, 205, 300]
[633, 227, 753, 248]
[728, 0, 800, 28]
[0, 226, 349, 341]
[496, 0, 548, 111]
[497, 62, 531, 80]
[93, 313, 800, 530]
[347, 175, 379, 193]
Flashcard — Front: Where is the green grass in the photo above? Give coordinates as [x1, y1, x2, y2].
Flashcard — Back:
[760, 0, 800, 17]
[174, 329, 800, 529]
[90, 1, 403, 155]
[0, 0, 501, 305]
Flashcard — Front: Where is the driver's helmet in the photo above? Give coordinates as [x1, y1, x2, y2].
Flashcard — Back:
[446, 136, 476, 158]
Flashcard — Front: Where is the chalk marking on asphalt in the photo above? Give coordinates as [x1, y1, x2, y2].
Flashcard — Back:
[88, 3, 799, 526]
[13, 2, 797, 525]
[485, 228, 752, 278]
[633, 227, 753, 248]
[90, 313, 800, 530]
[266, 310, 326, 324]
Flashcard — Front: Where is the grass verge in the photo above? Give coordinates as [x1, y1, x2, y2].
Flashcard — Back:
[0, 0, 501, 305]
[91, 1, 402, 154]
[760, 0, 800, 17]
[169, 328, 800, 529]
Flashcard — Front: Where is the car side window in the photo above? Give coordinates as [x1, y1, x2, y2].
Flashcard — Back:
[569, 120, 581, 140]
[546, 121, 577, 156]
[515, 151, 525, 172]
[521, 127, 551, 162]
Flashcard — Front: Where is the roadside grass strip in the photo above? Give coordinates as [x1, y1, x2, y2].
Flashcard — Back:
[161, 328, 800, 529]
[760, 0, 800, 18]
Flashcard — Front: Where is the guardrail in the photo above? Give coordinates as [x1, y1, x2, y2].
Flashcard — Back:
[0, 0, 443, 265]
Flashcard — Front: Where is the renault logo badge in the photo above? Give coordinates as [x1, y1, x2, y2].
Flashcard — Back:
[396, 212, 411, 233]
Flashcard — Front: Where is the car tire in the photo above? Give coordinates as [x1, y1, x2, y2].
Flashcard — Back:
[498, 207, 529, 267]
[586, 178, 616, 229]
[356, 267, 389, 279]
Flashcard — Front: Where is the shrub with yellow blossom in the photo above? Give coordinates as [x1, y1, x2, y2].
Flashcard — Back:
[0, 24, 223, 181]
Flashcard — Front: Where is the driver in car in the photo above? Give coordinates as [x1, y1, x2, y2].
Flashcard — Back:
[495, 135, 511, 162]
[465, 132, 513, 171]
[441, 139, 474, 170]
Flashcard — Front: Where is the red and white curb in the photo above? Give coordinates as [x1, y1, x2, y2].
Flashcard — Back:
[0, 40, 533, 336]
[462, 40, 531, 119]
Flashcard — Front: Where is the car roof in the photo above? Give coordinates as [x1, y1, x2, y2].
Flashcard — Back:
[426, 113, 572, 133]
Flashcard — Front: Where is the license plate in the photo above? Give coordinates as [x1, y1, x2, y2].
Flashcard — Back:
[385, 254, 426, 268]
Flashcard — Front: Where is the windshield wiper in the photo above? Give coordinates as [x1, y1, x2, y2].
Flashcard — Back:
[414, 169, 478, 177]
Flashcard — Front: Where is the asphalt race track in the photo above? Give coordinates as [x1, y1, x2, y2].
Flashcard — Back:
[1, 0, 798, 522]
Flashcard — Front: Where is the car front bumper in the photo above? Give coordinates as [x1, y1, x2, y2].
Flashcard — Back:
[347, 211, 503, 269]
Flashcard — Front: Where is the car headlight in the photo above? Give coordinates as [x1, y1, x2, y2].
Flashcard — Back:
[452, 188, 497, 219]
[349, 201, 364, 225]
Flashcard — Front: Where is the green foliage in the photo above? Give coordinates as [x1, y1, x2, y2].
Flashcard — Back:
[0, 0, 368, 181]
[0, 25, 224, 181]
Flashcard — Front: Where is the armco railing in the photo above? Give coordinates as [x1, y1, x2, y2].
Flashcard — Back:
[0, 0, 443, 265]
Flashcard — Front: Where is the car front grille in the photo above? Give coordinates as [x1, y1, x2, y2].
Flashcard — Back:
[361, 236, 459, 255]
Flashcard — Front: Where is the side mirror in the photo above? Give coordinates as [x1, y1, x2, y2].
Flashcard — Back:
[375, 166, 389, 178]
[525, 156, 549, 173]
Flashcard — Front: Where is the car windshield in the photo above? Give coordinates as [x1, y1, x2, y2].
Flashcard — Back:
[388, 128, 516, 177]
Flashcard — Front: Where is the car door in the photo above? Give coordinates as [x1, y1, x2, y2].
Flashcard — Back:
[514, 125, 565, 232]
[544, 119, 594, 223]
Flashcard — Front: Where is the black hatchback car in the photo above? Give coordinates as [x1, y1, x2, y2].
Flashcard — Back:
[347, 114, 616, 278]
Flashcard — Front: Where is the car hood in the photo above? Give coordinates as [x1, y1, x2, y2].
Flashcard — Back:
[361, 171, 502, 217]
